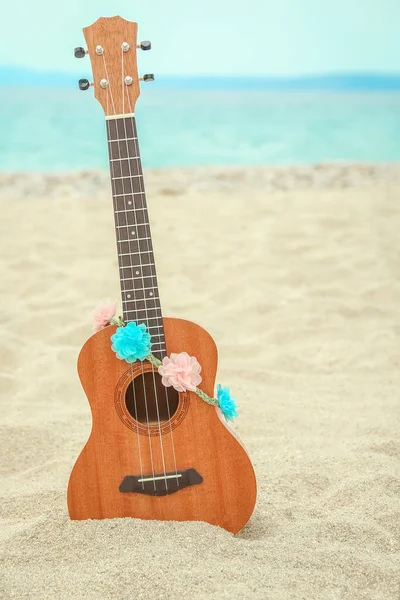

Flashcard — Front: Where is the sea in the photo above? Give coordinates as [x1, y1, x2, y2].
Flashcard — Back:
[0, 86, 399, 170]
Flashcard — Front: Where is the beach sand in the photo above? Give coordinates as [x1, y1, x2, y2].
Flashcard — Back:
[1, 164, 400, 599]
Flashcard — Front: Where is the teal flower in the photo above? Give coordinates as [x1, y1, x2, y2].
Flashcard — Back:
[111, 321, 152, 363]
[217, 384, 238, 422]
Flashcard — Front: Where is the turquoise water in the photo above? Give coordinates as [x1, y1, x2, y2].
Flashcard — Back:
[0, 87, 399, 170]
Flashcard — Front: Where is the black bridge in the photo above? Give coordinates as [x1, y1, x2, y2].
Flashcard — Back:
[119, 468, 203, 496]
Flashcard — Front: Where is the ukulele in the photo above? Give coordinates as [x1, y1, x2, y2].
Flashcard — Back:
[67, 16, 256, 534]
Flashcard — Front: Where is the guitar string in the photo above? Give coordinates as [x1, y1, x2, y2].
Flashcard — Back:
[105, 76, 145, 490]
[121, 49, 169, 490]
[125, 87, 180, 487]
[102, 52, 154, 490]
[106, 112, 144, 489]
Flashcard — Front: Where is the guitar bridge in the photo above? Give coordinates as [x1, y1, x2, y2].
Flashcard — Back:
[119, 468, 203, 496]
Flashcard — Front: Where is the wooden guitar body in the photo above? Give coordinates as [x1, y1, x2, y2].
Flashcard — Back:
[68, 317, 257, 534]
[68, 16, 257, 534]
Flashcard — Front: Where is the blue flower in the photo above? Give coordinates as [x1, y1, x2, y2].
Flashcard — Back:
[111, 322, 152, 363]
[217, 384, 238, 422]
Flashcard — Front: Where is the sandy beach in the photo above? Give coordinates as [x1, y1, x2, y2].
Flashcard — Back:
[1, 163, 400, 599]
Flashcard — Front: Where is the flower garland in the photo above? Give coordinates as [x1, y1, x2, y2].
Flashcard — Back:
[92, 301, 238, 421]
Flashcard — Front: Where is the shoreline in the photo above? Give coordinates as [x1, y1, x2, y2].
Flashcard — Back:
[1, 162, 399, 200]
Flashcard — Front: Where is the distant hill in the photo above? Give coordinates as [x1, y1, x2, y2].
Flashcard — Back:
[1, 67, 400, 91]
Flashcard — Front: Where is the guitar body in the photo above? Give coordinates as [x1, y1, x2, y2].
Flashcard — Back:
[68, 317, 257, 534]
[68, 16, 256, 534]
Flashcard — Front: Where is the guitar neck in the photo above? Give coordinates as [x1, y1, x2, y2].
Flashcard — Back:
[106, 115, 166, 359]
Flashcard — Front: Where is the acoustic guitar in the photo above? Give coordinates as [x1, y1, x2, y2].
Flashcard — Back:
[67, 15, 256, 534]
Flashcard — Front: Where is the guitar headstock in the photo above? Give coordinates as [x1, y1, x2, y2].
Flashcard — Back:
[76, 16, 153, 116]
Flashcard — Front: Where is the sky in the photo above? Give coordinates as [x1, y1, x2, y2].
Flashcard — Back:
[0, 0, 399, 76]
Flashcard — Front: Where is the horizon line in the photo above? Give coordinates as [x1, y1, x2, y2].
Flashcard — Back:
[1, 68, 400, 90]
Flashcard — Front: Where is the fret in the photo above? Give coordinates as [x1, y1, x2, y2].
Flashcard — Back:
[113, 192, 144, 198]
[121, 292, 160, 300]
[108, 138, 137, 143]
[116, 247, 153, 262]
[112, 175, 141, 180]
[124, 312, 162, 323]
[118, 252, 154, 258]
[117, 247, 147, 252]
[119, 272, 154, 285]
[118, 254, 153, 260]
[115, 233, 151, 244]
[122, 294, 159, 301]
[110, 157, 139, 162]
[122, 296, 161, 304]
[123, 308, 162, 315]
[119, 282, 157, 290]
[116, 248, 153, 257]
[117, 237, 149, 244]
[116, 236, 152, 245]
[124, 312, 162, 318]
[119, 271, 155, 280]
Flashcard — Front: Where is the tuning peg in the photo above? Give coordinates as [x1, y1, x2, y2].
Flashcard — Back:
[78, 78, 93, 91]
[138, 40, 151, 51]
[74, 47, 87, 58]
[140, 74, 155, 82]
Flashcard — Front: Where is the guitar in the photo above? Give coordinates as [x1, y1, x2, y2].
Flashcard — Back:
[67, 16, 257, 534]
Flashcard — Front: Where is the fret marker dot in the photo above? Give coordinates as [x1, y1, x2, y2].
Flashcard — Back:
[149, 292, 153, 296]
[128, 201, 132, 205]
[135, 270, 139, 275]
[131, 231, 135, 236]
[127, 294, 131, 299]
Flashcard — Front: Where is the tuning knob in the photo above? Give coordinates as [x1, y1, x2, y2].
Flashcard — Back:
[74, 47, 87, 58]
[140, 74, 155, 82]
[78, 78, 92, 91]
[138, 40, 151, 51]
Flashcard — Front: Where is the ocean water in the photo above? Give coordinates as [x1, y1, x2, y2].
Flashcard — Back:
[0, 86, 399, 170]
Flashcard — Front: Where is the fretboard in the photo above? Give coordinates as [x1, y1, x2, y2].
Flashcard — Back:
[106, 116, 166, 360]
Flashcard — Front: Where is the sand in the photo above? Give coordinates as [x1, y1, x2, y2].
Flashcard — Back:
[1, 164, 399, 599]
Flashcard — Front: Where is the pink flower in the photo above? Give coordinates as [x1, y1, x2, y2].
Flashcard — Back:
[158, 352, 202, 392]
[92, 299, 117, 332]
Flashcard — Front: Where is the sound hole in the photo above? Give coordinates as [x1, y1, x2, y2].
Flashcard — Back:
[125, 371, 179, 424]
